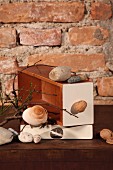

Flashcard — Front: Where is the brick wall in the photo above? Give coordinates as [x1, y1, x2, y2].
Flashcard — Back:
[0, 0, 113, 105]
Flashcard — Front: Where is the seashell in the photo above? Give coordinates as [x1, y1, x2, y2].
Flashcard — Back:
[71, 100, 87, 115]
[0, 127, 13, 145]
[33, 134, 41, 143]
[18, 132, 33, 143]
[67, 74, 88, 83]
[49, 66, 71, 81]
[100, 129, 112, 140]
[22, 105, 48, 126]
[106, 136, 113, 144]
[50, 127, 63, 139]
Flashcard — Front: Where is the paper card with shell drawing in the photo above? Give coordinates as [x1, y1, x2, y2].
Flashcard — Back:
[62, 82, 94, 126]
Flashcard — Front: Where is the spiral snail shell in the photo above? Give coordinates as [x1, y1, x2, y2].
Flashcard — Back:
[22, 105, 48, 126]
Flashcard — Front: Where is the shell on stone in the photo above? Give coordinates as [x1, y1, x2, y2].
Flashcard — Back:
[18, 132, 33, 143]
[71, 100, 87, 115]
[49, 66, 71, 82]
[50, 127, 63, 139]
[100, 129, 112, 141]
[33, 134, 41, 144]
[22, 105, 48, 126]
[0, 127, 13, 145]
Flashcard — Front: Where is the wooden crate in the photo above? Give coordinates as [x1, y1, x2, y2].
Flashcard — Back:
[18, 65, 94, 127]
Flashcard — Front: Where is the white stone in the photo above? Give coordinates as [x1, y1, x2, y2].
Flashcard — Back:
[18, 132, 33, 143]
[0, 127, 13, 145]
[49, 66, 71, 81]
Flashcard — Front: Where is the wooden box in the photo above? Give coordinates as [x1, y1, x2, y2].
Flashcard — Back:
[18, 65, 94, 127]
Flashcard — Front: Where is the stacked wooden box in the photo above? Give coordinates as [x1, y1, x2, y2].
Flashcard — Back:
[18, 65, 94, 139]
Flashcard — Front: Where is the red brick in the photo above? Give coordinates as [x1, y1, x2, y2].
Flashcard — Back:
[91, 2, 112, 20]
[27, 53, 106, 72]
[0, 56, 19, 74]
[19, 28, 61, 46]
[0, 2, 84, 23]
[0, 28, 16, 48]
[68, 26, 109, 46]
[97, 77, 113, 96]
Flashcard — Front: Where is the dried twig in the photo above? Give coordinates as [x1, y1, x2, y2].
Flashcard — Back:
[0, 61, 78, 127]
[0, 115, 22, 126]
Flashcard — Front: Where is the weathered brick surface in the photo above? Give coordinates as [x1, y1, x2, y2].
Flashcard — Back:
[97, 77, 113, 96]
[68, 26, 109, 46]
[0, 2, 84, 23]
[27, 53, 106, 72]
[0, 28, 16, 48]
[4, 77, 18, 95]
[0, 1, 112, 103]
[91, 2, 112, 20]
[19, 28, 61, 46]
[0, 56, 18, 74]
[94, 99, 113, 105]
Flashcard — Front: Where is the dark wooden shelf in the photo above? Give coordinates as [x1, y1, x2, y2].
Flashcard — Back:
[0, 105, 113, 170]
[0, 139, 113, 170]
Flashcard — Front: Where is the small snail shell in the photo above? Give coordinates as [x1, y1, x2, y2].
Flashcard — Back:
[49, 66, 71, 81]
[22, 105, 48, 126]
[33, 134, 41, 144]
[71, 100, 87, 115]
[100, 129, 112, 140]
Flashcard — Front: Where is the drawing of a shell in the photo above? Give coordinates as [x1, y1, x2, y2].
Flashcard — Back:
[49, 66, 71, 81]
[22, 105, 48, 126]
[71, 100, 87, 115]
[0, 127, 13, 145]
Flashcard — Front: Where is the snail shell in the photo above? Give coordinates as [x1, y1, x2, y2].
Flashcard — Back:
[100, 129, 112, 140]
[71, 100, 87, 115]
[33, 134, 41, 144]
[49, 66, 71, 81]
[22, 105, 48, 126]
